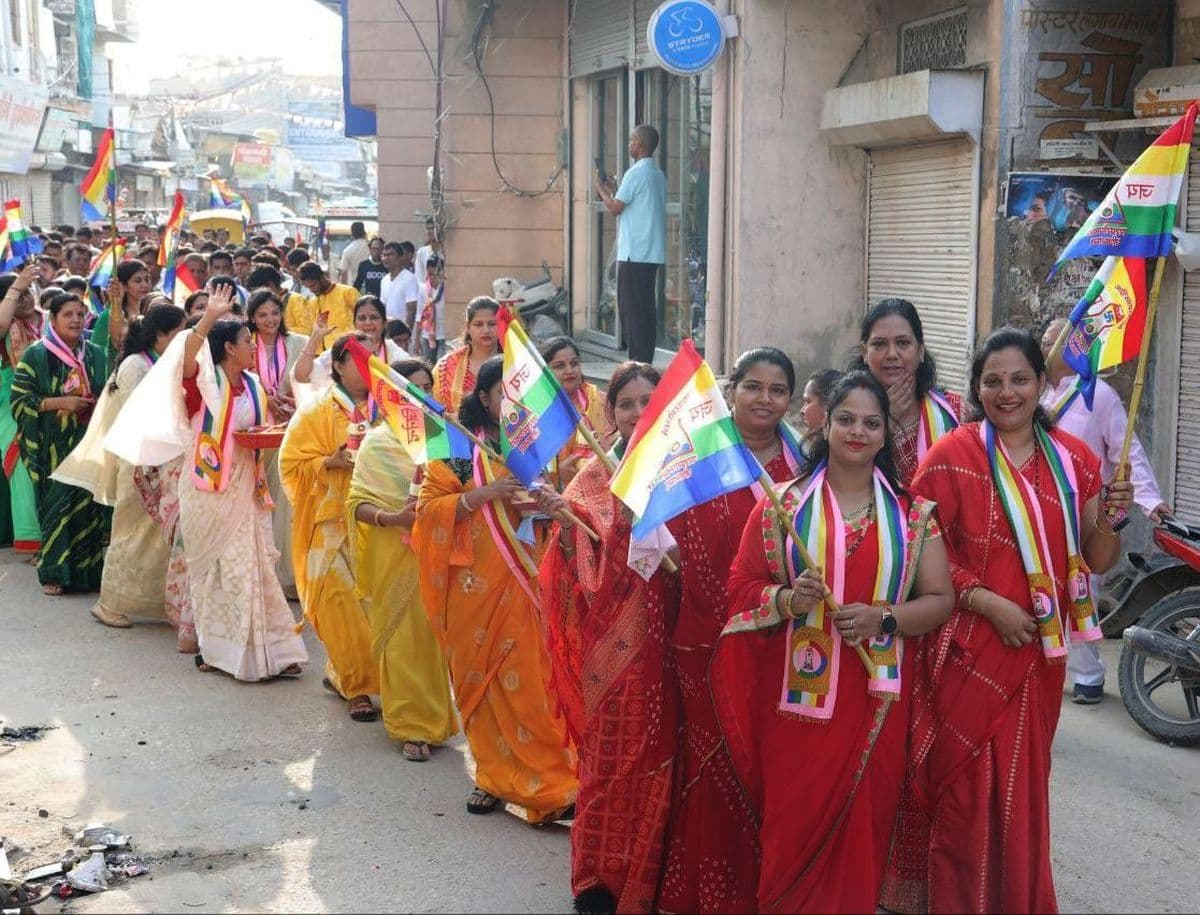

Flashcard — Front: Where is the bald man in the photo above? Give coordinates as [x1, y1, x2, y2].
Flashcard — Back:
[1040, 317, 1170, 704]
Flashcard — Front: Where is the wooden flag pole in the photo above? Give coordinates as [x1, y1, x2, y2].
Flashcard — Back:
[757, 471, 874, 672]
[1112, 254, 1169, 514]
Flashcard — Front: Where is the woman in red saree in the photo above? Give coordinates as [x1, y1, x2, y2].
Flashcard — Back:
[658, 347, 806, 914]
[712, 370, 954, 913]
[849, 298, 963, 486]
[882, 329, 1132, 913]
[540, 361, 677, 915]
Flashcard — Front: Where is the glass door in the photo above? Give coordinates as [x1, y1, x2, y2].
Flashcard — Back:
[588, 71, 628, 344]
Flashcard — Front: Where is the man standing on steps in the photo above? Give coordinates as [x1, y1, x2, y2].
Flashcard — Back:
[1039, 317, 1171, 705]
[594, 124, 667, 364]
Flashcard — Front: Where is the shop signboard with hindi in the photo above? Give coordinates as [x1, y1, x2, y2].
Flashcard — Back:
[232, 142, 273, 185]
[647, 0, 727, 77]
[0, 75, 49, 174]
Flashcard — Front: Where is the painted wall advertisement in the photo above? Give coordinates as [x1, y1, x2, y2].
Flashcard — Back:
[0, 75, 49, 174]
[232, 142, 273, 185]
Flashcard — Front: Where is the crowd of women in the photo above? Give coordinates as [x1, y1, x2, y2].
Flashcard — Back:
[3, 254, 1139, 914]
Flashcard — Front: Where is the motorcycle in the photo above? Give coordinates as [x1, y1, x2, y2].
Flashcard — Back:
[493, 262, 569, 344]
[1117, 516, 1200, 746]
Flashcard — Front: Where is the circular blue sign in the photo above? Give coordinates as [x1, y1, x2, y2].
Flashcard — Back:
[647, 1, 726, 77]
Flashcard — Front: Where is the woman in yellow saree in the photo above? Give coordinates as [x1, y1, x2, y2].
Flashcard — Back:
[347, 357, 457, 761]
[430, 297, 500, 415]
[412, 355, 578, 821]
[280, 333, 381, 722]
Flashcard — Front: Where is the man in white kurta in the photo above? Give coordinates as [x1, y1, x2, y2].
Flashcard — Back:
[1041, 319, 1171, 704]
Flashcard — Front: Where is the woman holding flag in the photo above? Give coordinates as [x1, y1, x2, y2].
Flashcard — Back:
[540, 336, 611, 489]
[411, 355, 578, 822]
[347, 357, 457, 760]
[0, 265, 43, 556]
[11, 291, 107, 594]
[92, 259, 153, 377]
[539, 360, 679, 915]
[711, 370, 954, 912]
[657, 346, 805, 914]
[882, 329, 1132, 913]
[430, 296, 501, 415]
[280, 333, 382, 721]
[851, 299, 962, 486]
[246, 288, 308, 598]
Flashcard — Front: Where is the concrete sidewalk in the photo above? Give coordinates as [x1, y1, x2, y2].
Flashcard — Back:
[1, 546, 1197, 912]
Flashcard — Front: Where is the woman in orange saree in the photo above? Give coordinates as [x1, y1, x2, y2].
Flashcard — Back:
[711, 371, 953, 913]
[882, 329, 1132, 914]
[658, 347, 806, 914]
[412, 355, 578, 822]
[540, 361, 678, 915]
[430, 297, 500, 415]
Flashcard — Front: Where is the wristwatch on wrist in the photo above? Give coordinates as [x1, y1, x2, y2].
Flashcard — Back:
[879, 606, 899, 636]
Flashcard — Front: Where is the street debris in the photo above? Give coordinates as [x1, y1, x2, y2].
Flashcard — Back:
[1, 822, 150, 905]
[0, 725, 56, 744]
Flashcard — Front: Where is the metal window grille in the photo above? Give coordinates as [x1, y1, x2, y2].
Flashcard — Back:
[899, 7, 968, 74]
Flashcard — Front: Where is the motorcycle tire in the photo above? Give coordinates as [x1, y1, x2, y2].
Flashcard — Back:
[1117, 586, 1200, 747]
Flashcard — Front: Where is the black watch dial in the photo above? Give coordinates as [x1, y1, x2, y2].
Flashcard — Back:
[881, 611, 899, 635]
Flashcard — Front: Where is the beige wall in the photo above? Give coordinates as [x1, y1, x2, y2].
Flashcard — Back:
[348, 0, 566, 339]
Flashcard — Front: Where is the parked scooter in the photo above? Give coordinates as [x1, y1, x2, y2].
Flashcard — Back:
[1117, 516, 1200, 746]
[493, 262, 568, 344]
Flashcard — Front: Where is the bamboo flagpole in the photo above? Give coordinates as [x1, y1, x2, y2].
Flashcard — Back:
[1109, 254, 1169, 529]
[755, 471, 875, 673]
[108, 111, 118, 277]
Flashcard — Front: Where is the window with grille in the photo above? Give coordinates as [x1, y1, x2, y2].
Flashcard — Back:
[899, 7, 968, 74]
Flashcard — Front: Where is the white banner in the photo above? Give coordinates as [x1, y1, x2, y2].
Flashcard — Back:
[0, 76, 49, 174]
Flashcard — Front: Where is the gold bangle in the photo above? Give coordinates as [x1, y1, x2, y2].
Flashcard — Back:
[962, 586, 980, 613]
[372, 507, 384, 527]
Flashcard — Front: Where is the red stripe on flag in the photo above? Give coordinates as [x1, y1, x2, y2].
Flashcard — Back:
[620, 338, 704, 455]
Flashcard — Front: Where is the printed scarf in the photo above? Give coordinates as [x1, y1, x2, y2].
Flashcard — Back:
[42, 325, 92, 399]
[254, 333, 287, 395]
[192, 369, 271, 507]
[916, 389, 959, 462]
[1046, 376, 1084, 422]
[472, 437, 540, 605]
[981, 420, 1101, 659]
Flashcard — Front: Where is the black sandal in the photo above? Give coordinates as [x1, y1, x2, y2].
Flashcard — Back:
[194, 654, 216, 673]
[466, 786, 501, 814]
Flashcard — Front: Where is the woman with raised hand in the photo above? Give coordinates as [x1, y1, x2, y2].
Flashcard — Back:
[430, 296, 500, 415]
[539, 361, 678, 915]
[412, 355, 578, 823]
[246, 288, 309, 598]
[107, 284, 307, 679]
[655, 346, 805, 914]
[850, 298, 963, 486]
[54, 304, 187, 627]
[882, 329, 1132, 913]
[712, 370, 953, 912]
[347, 357, 457, 760]
[540, 335, 612, 489]
[11, 291, 107, 595]
[292, 294, 403, 400]
[280, 333, 381, 721]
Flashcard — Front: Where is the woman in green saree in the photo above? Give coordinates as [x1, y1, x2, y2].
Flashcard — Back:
[11, 291, 109, 594]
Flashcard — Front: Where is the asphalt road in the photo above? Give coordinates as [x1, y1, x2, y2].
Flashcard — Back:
[1, 546, 1196, 913]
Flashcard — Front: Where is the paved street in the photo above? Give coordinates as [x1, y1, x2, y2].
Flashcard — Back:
[1, 544, 1197, 913]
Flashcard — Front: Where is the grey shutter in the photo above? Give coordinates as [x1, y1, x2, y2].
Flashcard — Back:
[570, 0, 631, 78]
[1174, 143, 1200, 523]
[633, 0, 656, 69]
[867, 140, 975, 392]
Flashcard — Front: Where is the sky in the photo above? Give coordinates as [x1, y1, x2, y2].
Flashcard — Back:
[110, 0, 343, 85]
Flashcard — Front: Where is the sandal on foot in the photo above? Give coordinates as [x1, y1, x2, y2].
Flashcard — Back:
[466, 787, 501, 815]
[402, 741, 428, 762]
[194, 654, 216, 673]
[348, 695, 377, 722]
[41, 583, 64, 596]
[274, 663, 302, 679]
[535, 803, 577, 827]
[90, 603, 132, 628]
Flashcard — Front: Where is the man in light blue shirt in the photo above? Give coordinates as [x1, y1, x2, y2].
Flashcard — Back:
[595, 124, 667, 363]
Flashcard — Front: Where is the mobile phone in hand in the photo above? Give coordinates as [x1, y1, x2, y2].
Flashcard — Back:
[594, 156, 608, 184]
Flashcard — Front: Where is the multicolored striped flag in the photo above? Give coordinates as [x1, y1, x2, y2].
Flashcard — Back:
[173, 261, 200, 307]
[209, 176, 251, 222]
[1052, 103, 1197, 274]
[344, 337, 471, 463]
[86, 240, 126, 314]
[610, 339, 763, 539]
[1062, 255, 1147, 409]
[80, 126, 116, 221]
[158, 191, 185, 296]
[499, 319, 582, 486]
[2, 200, 42, 267]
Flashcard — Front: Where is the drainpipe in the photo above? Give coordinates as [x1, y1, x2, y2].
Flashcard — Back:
[703, 0, 731, 372]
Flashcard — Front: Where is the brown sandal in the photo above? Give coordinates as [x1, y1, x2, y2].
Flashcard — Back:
[348, 695, 377, 722]
[466, 787, 501, 814]
[402, 741, 431, 762]
[194, 654, 216, 673]
[41, 583, 64, 596]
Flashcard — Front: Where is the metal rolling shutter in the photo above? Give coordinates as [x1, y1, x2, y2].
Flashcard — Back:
[569, 0, 630, 78]
[866, 140, 975, 393]
[1173, 144, 1200, 523]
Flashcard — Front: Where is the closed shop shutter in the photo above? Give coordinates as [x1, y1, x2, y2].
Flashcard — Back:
[1173, 143, 1200, 523]
[867, 139, 975, 393]
[24, 170, 53, 227]
[632, 0, 656, 68]
[570, 0, 630, 78]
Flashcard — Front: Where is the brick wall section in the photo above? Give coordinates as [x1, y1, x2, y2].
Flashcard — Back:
[347, 0, 566, 340]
